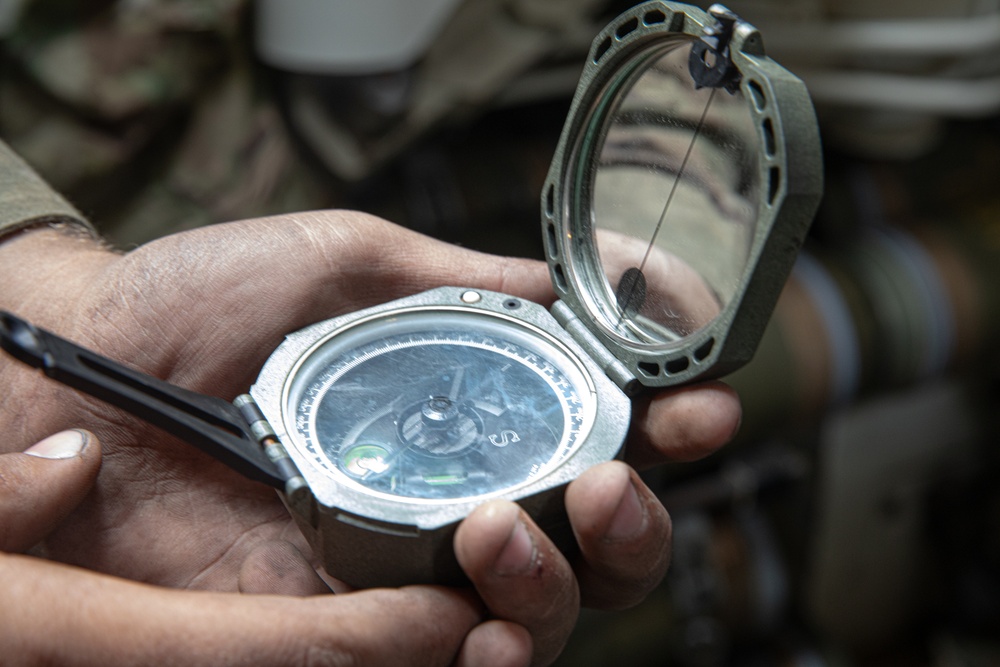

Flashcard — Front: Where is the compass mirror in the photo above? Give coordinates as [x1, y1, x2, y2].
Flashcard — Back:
[590, 40, 759, 343]
[545, 4, 820, 388]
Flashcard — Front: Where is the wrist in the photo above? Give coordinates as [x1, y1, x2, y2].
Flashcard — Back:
[0, 226, 118, 452]
[0, 225, 115, 325]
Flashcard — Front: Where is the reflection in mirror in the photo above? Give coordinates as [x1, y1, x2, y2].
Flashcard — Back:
[592, 39, 759, 344]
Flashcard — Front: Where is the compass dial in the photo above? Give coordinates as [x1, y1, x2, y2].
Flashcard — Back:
[283, 309, 597, 501]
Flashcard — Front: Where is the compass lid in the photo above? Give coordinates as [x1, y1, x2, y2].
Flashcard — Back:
[543, 2, 822, 389]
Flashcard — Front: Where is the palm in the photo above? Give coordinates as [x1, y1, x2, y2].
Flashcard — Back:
[34, 224, 356, 588]
[18, 217, 485, 585]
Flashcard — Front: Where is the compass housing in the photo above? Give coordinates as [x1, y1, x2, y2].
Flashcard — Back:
[544, 2, 822, 392]
[251, 288, 630, 587]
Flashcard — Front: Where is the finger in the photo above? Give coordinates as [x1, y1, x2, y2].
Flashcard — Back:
[293, 587, 483, 667]
[627, 380, 742, 469]
[454, 500, 580, 667]
[564, 462, 671, 609]
[2, 554, 483, 667]
[454, 620, 532, 667]
[238, 540, 331, 596]
[0, 430, 101, 552]
[269, 211, 555, 307]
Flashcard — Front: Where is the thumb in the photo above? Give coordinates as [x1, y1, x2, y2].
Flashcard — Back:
[0, 429, 101, 552]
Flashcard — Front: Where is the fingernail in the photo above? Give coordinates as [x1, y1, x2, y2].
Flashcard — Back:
[605, 478, 647, 541]
[494, 516, 537, 575]
[24, 430, 87, 460]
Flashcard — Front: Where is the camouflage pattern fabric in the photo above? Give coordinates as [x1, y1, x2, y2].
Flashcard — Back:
[0, 0, 609, 247]
[0, 0, 332, 247]
[0, 135, 94, 240]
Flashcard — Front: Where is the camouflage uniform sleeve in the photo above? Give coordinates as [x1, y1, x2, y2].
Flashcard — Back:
[0, 138, 96, 242]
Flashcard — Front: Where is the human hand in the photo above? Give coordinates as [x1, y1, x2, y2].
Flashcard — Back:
[0, 429, 536, 666]
[0, 212, 740, 665]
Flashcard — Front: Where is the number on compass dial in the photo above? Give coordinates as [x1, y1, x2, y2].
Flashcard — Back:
[289, 315, 593, 501]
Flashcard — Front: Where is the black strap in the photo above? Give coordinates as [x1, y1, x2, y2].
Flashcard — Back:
[0, 311, 285, 489]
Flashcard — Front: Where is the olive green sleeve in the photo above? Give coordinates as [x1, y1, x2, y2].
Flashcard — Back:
[0, 138, 97, 241]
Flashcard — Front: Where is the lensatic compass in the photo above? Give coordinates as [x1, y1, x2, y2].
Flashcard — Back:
[1, 2, 822, 587]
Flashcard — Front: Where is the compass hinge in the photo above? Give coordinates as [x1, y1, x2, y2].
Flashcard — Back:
[551, 300, 639, 395]
[234, 394, 310, 502]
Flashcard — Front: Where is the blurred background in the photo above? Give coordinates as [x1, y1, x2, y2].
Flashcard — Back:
[2, 1, 998, 664]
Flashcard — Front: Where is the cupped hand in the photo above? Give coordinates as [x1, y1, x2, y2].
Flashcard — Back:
[0, 211, 740, 665]
[0, 429, 524, 666]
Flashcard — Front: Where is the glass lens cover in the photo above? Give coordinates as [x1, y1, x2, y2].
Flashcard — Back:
[282, 310, 597, 501]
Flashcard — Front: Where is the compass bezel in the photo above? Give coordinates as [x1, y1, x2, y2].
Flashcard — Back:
[251, 287, 630, 532]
